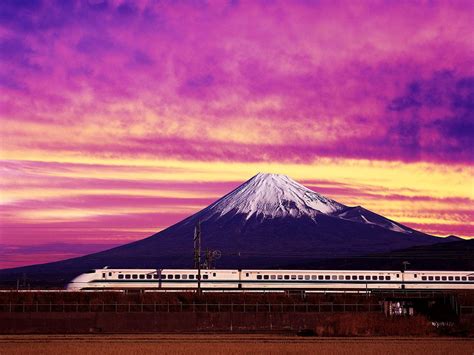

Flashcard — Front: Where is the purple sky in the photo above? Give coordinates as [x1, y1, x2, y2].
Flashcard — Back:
[0, 0, 473, 268]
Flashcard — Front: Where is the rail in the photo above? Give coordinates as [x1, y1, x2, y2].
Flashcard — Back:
[0, 302, 384, 313]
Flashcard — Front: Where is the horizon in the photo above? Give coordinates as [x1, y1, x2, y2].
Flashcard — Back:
[1, 0, 473, 269]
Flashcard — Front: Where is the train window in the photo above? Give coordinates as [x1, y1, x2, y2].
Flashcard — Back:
[462, 277, 467, 281]
[257, 275, 262, 280]
[312, 275, 317, 280]
[139, 275, 145, 279]
[318, 275, 323, 280]
[365, 276, 370, 280]
[428, 276, 434, 281]
[385, 276, 391, 280]
[182, 275, 187, 280]
[414, 274, 417, 278]
[325, 275, 330, 280]
[132, 274, 138, 279]
[189, 275, 195, 279]
[277, 275, 283, 280]
[441, 276, 447, 281]
[203, 275, 209, 280]
[455, 276, 460, 281]
[346, 276, 351, 280]
[358, 276, 364, 280]
[298, 275, 303, 280]
[167, 275, 173, 279]
[396, 274, 399, 278]
[246, 273, 249, 277]
[271, 275, 276, 280]
[161, 274, 166, 279]
[468, 277, 474, 281]
[118, 274, 124, 279]
[153, 274, 159, 279]
[372, 276, 377, 280]
[422, 276, 427, 281]
[102, 273, 106, 278]
[352, 276, 357, 280]
[379, 276, 385, 280]
[284, 275, 289, 280]
[448, 276, 453, 281]
[332, 275, 337, 280]
[175, 275, 181, 279]
[304, 275, 310, 280]
[109, 272, 112, 276]
[146, 274, 152, 279]
[291, 275, 296, 280]
[435, 276, 440, 281]
[264, 275, 269, 280]
[125, 274, 131, 279]
[213, 273, 216, 277]
[338, 275, 344, 280]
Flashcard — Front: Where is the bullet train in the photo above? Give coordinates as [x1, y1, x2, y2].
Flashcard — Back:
[67, 268, 474, 291]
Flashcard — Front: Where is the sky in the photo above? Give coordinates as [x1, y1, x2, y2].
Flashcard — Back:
[0, 0, 473, 269]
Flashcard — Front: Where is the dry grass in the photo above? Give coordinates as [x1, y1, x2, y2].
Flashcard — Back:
[1, 335, 473, 355]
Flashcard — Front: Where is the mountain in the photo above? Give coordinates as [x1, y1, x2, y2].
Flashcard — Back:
[0, 173, 458, 286]
[333, 206, 415, 234]
[286, 239, 474, 271]
[203, 173, 346, 219]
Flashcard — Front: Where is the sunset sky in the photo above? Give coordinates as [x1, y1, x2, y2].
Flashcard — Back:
[1, 0, 473, 269]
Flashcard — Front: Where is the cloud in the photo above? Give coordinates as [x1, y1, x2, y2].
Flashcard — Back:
[1, 1, 473, 267]
[1, 242, 122, 269]
[0, 36, 36, 68]
[384, 72, 474, 162]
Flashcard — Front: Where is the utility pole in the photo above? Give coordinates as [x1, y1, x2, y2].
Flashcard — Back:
[194, 221, 201, 295]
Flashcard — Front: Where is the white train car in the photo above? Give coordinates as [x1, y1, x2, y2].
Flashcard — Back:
[242, 270, 474, 290]
[243, 270, 401, 290]
[67, 268, 474, 291]
[403, 271, 474, 290]
[67, 269, 240, 291]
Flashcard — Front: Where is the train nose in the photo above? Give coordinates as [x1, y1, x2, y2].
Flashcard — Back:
[66, 273, 93, 291]
[66, 282, 82, 291]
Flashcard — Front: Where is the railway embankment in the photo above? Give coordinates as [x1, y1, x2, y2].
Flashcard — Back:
[1, 291, 473, 336]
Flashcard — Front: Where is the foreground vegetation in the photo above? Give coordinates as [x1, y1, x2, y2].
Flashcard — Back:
[1, 291, 473, 336]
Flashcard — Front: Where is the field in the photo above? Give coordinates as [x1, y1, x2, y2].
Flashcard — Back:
[1, 335, 473, 354]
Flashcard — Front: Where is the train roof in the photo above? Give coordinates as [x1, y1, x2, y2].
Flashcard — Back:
[90, 268, 474, 274]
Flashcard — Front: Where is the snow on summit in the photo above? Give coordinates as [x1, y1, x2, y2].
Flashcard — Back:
[196, 173, 415, 235]
[204, 173, 346, 220]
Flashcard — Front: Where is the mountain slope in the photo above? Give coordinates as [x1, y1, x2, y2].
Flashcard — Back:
[0, 173, 456, 285]
[287, 239, 474, 271]
[333, 206, 415, 234]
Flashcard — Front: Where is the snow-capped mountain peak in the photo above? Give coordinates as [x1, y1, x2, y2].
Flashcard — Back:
[203, 172, 346, 220]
